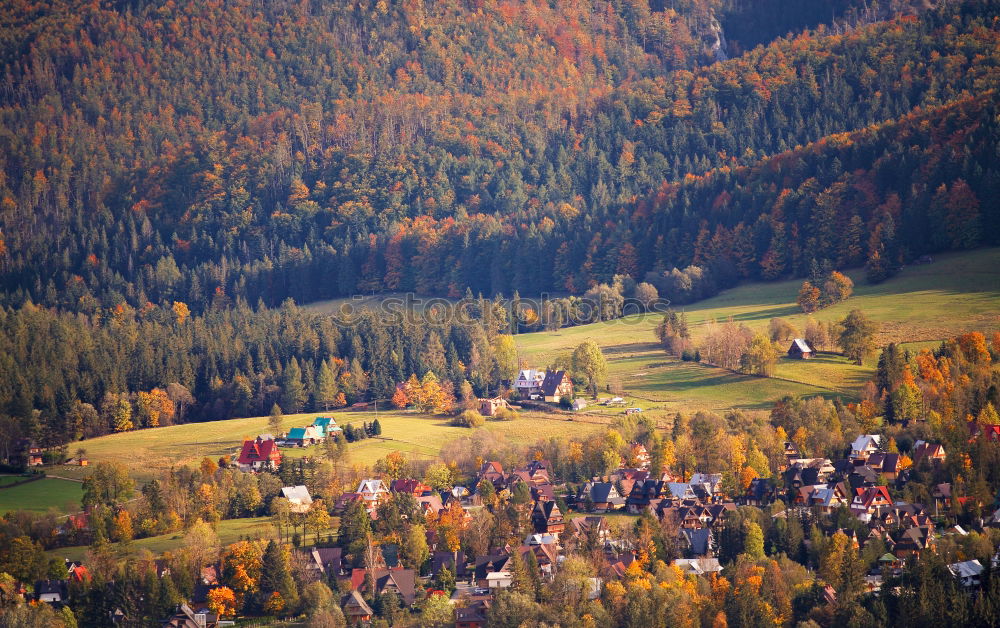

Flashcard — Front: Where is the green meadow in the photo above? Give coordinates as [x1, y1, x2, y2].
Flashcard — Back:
[516, 248, 1000, 411]
[0, 477, 83, 515]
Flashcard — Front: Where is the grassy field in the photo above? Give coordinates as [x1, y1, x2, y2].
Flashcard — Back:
[62, 408, 605, 483]
[0, 477, 83, 515]
[42, 249, 1000, 488]
[48, 516, 277, 564]
[516, 248, 1000, 411]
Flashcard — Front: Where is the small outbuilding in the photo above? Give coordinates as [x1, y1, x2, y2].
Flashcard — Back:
[479, 397, 511, 417]
[787, 338, 815, 359]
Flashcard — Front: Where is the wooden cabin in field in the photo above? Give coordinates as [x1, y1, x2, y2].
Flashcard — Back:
[787, 339, 815, 359]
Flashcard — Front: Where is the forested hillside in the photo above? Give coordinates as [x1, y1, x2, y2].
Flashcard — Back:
[2, 0, 996, 311]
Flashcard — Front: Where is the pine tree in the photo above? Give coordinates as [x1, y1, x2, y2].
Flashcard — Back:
[268, 404, 283, 437]
[281, 358, 307, 413]
[315, 360, 338, 411]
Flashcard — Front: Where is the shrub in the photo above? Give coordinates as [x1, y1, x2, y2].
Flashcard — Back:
[491, 406, 518, 421]
[451, 410, 485, 427]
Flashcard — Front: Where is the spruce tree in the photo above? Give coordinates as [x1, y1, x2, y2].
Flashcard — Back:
[259, 540, 298, 611]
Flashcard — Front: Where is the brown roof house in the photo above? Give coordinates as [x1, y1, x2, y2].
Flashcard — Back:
[342, 590, 374, 624]
[541, 371, 573, 403]
[349, 568, 417, 606]
[787, 339, 815, 359]
[531, 500, 565, 535]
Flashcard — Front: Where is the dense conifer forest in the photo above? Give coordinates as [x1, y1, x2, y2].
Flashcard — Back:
[1, 0, 996, 311]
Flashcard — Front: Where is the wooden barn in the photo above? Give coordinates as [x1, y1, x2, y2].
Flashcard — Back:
[787, 339, 815, 359]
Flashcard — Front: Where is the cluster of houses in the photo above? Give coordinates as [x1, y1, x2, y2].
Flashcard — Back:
[513, 369, 574, 403]
[41, 425, 1000, 625]
[280, 416, 342, 447]
[235, 417, 342, 472]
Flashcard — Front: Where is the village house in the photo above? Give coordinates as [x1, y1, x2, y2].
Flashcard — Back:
[741, 478, 778, 507]
[570, 516, 610, 543]
[673, 558, 723, 576]
[571, 398, 588, 411]
[850, 486, 893, 519]
[280, 485, 313, 513]
[626, 479, 666, 514]
[237, 437, 281, 472]
[430, 551, 469, 579]
[456, 597, 491, 628]
[302, 547, 343, 577]
[285, 425, 323, 447]
[475, 555, 513, 588]
[948, 560, 984, 588]
[390, 478, 431, 497]
[579, 481, 624, 512]
[342, 590, 374, 624]
[514, 369, 546, 399]
[850, 434, 882, 462]
[478, 461, 506, 487]
[162, 604, 219, 628]
[311, 416, 342, 438]
[787, 338, 815, 359]
[865, 453, 901, 480]
[531, 500, 565, 535]
[35, 580, 67, 604]
[349, 568, 417, 605]
[629, 443, 651, 469]
[912, 440, 946, 466]
[356, 479, 389, 515]
[14, 439, 44, 466]
[541, 370, 573, 403]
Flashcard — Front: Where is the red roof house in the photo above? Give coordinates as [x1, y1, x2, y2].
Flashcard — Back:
[237, 437, 281, 472]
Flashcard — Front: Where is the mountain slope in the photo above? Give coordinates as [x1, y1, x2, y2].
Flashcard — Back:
[0, 0, 997, 310]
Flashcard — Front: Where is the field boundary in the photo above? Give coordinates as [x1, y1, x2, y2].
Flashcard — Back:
[0, 474, 45, 490]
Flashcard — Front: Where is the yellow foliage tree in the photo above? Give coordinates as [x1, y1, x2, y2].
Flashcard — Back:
[207, 586, 237, 618]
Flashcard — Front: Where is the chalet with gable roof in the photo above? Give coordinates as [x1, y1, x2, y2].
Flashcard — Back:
[514, 369, 546, 399]
[311, 416, 342, 438]
[850, 435, 882, 462]
[579, 481, 624, 512]
[237, 437, 281, 472]
[571, 516, 610, 542]
[673, 558, 723, 576]
[350, 568, 417, 605]
[850, 486, 893, 518]
[912, 441, 946, 466]
[342, 590, 374, 623]
[531, 500, 564, 534]
[303, 547, 342, 576]
[162, 604, 218, 628]
[741, 478, 777, 506]
[865, 453, 901, 480]
[541, 370, 573, 403]
[949, 560, 984, 588]
[356, 479, 388, 514]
